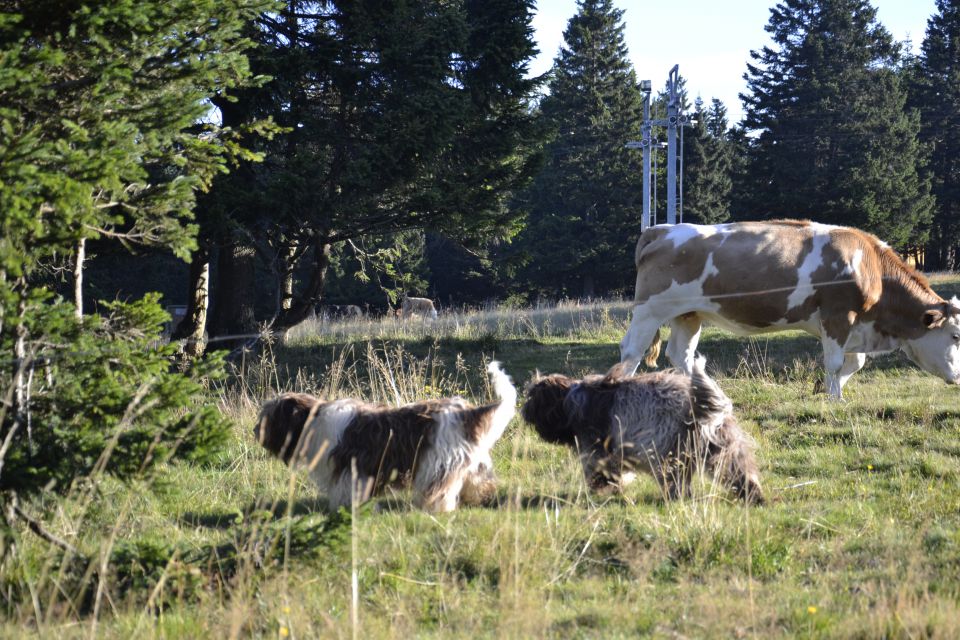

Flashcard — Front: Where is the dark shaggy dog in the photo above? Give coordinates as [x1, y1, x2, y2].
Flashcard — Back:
[522, 359, 763, 504]
[254, 362, 516, 512]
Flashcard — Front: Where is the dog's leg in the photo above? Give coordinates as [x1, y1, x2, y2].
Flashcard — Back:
[327, 472, 375, 509]
[655, 452, 694, 501]
[417, 474, 466, 513]
[707, 426, 764, 505]
[459, 467, 497, 506]
[459, 459, 498, 506]
[580, 448, 623, 494]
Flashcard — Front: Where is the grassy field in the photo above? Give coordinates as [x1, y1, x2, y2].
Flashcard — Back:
[4, 280, 960, 638]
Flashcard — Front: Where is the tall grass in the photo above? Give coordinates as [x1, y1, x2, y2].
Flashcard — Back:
[3, 297, 960, 638]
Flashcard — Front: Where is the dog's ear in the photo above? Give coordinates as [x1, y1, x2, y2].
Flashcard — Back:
[259, 393, 317, 462]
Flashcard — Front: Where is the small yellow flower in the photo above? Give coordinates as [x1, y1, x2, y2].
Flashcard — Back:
[279, 626, 290, 638]
[807, 606, 817, 615]
[867, 464, 874, 471]
[282, 606, 291, 615]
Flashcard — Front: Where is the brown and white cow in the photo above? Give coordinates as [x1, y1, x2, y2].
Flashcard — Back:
[400, 296, 438, 320]
[619, 220, 960, 398]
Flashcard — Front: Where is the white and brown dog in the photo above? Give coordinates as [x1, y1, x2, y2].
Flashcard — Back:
[521, 359, 763, 504]
[254, 362, 516, 512]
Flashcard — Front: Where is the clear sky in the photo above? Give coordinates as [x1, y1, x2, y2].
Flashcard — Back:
[530, 0, 936, 124]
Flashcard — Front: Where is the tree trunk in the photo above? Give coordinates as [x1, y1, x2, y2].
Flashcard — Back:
[172, 245, 211, 358]
[277, 240, 299, 314]
[582, 274, 595, 299]
[209, 242, 258, 348]
[74, 237, 85, 318]
[1, 286, 28, 482]
[271, 235, 332, 337]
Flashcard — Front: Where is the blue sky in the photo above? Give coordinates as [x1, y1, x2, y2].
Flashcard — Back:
[530, 0, 935, 124]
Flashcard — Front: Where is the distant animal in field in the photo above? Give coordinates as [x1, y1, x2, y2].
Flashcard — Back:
[399, 296, 438, 320]
[253, 362, 516, 512]
[620, 220, 960, 398]
[522, 359, 763, 504]
[317, 304, 363, 321]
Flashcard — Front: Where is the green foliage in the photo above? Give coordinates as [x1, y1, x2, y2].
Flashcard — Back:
[513, 0, 643, 298]
[210, 0, 545, 329]
[107, 508, 351, 602]
[741, 0, 933, 246]
[0, 295, 230, 496]
[328, 232, 432, 310]
[0, 0, 273, 272]
[682, 98, 734, 225]
[0, 0, 271, 508]
[909, 0, 960, 268]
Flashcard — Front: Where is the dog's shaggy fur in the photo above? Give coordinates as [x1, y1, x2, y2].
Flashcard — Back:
[254, 362, 516, 512]
[521, 360, 763, 504]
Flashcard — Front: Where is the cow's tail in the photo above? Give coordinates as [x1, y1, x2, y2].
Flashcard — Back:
[643, 328, 662, 368]
[633, 227, 660, 267]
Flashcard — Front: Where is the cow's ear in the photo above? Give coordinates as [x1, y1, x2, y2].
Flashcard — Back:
[923, 308, 946, 328]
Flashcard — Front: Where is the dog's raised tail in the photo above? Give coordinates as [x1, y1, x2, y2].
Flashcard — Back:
[482, 361, 517, 445]
[689, 357, 732, 442]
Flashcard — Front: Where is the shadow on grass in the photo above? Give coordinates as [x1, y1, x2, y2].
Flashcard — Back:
[229, 324, 934, 400]
[180, 496, 330, 529]
[256, 337, 622, 391]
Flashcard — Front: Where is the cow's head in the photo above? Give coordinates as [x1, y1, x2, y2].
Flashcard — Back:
[900, 297, 960, 385]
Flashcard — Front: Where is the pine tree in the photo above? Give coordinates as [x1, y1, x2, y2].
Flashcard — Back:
[0, 0, 267, 506]
[682, 98, 733, 225]
[195, 0, 544, 337]
[911, 0, 960, 269]
[513, 0, 643, 298]
[741, 0, 933, 247]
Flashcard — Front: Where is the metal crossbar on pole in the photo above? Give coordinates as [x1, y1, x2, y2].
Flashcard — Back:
[626, 64, 695, 230]
[666, 65, 679, 225]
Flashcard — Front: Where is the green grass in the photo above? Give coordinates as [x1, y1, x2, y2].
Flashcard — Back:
[4, 290, 960, 638]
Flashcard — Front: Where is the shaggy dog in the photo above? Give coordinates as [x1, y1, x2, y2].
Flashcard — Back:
[521, 359, 763, 504]
[254, 362, 516, 512]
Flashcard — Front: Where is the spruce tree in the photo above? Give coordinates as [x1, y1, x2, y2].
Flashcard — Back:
[514, 0, 642, 298]
[196, 0, 544, 336]
[682, 98, 733, 225]
[0, 0, 267, 508]
[741, 0, 933, 247]
[911, 0, 960, 269]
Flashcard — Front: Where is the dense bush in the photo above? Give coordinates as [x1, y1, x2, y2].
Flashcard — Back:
[0, 294, 230, 497]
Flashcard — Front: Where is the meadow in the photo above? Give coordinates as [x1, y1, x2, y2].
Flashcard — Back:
[3, 278, 960, 638]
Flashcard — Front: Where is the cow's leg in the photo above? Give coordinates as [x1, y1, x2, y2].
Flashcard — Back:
[620, 306, 666, 375]
[836, 352, 867, 393]
[666, 313, 702, 375]
[821, 336, 848, 399]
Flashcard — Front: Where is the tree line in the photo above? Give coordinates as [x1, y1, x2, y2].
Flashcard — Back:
[1, 0, 959, 507]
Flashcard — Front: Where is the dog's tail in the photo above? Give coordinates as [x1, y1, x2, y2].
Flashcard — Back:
[644, 327, 662, 368]
[475, 361, 517, 447]
[689, 356, 732, 444]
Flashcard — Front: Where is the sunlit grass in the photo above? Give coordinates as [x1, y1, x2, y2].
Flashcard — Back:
[4, 289, 960, 638]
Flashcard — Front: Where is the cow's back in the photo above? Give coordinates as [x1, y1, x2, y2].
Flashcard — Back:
[633, 221, 882, 331]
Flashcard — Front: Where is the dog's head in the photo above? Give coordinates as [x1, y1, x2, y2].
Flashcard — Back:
[521, 374, 580, 446]
[254, 392, 319, 463]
